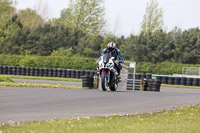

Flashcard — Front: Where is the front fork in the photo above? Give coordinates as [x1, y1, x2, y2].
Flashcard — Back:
[102, 69, 110, 83]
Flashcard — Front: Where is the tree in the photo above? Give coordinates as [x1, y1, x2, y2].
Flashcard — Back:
[60, 0, 106, 36]
[0, 0, 16, 53]
[141, 0, 164, 35]
[17, 8, 44, 30]
[172, 28, 200, 63]
[0, 0, 22, 54]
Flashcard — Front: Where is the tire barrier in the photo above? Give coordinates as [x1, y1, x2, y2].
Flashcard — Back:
[7, 66, 12, 75]
[16, 66, 21, 75]
[135, 73, 141, 79]
[21, 67, 26, 76]
[71, 70, 76, 78]
[146, 79, 153, 91]
[48, 68, 53, 77]
[61, 69, 66, 78]
[154, 75, 200, 87]
[151, 80, 161, 92]
[85, 70, 90, 76]
[192, 78, 199, 86]
[26, 67, 30, 76]
[140, 73, 145, 78]
[186, 78, 193, 86]
[180, 77, 186, 85]
[66, 69, 71, 78]
[168, 77, 174, 85]
[82, 76, 94, 89]
[0, 65, 98, 81]
[0, 65, 3, 74]
[12, 66, 16, 75]
[0, 65, 99, 80]
[44, 68, 48, 77]
[39, 68, 44, 77]
[35, 68, 39, 76]
[30, 67, 35, 76]
[80, 70, 85, 78]
[174, 77, 181, 85]
[162, 76, 168, 84]
[186, 78, 192, 86]
[146, 79, 161, 92]
[52, 68, 57, 77]
[2, 66, 8, 74]
[146, 73, 152, 79]
[75, 70, 80, 79]
[57, 69, 62, 77]
[156, 76, 162, 83]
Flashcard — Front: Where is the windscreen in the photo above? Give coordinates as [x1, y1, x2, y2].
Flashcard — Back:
[103, 53, 112, 63]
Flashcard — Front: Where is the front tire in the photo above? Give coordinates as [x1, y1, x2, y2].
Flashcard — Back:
[101, 73, 108, 91]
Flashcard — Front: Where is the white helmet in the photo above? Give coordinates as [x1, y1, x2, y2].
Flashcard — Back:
[107, 42, 116, 52]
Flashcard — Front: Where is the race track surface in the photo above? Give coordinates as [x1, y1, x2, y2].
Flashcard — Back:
[0, 86, 200, 123]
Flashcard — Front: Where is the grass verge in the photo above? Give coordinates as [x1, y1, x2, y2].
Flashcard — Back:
[0, 105, 200, 133]
[161, 84, 200, 89]
[4, 75, 82, 82]
[0, 75, 14, 82]
[0, 82, 81, 89]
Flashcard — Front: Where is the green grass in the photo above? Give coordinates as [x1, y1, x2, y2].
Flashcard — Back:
[0, 75, 14, 82]
[5, 75, 82, 82]
[0, 82, 81, 89]
[162, 84, 200, 89]
[0, 105, 200, 133]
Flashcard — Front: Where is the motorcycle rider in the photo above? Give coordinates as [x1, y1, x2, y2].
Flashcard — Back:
[99, 42, 124, 79]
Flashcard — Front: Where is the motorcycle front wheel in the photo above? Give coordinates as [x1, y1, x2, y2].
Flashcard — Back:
[101, 73, 108, 91]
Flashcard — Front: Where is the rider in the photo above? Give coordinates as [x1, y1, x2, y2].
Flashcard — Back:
[99, 42, 124, 78]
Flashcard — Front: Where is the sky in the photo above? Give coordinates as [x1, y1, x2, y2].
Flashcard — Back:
[15, 0, 200, 36]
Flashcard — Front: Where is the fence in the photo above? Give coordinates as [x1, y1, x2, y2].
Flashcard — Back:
[182, 67, 200, 75]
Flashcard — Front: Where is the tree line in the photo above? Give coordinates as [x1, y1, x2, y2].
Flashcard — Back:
[0, 0, 200, 64]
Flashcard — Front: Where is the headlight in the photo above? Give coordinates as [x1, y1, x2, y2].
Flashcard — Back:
[106, 63, 111, 67]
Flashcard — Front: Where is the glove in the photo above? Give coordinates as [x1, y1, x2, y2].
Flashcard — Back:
[120, 60, 123, 63]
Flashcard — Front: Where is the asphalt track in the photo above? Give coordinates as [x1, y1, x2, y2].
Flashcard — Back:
[1, 84, 200, 124]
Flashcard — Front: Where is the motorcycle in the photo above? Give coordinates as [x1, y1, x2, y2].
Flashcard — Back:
[97, 53, 120, 91]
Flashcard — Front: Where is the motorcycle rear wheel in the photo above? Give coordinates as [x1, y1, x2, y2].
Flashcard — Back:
[110, 83, 117, 91]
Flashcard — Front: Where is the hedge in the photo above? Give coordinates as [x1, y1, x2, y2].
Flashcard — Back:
[1, 55, 200, 75]
[136, 61, 200, 75]
[0, 55, 97, 70]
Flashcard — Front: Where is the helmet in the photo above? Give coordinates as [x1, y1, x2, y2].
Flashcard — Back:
[107, 42, 116, 52]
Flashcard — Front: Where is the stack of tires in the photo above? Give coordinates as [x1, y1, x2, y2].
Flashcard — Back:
[127, 73, 160, 91]
[82, 76, 94, 89]
[146, 79, 161, 92]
